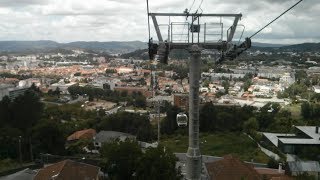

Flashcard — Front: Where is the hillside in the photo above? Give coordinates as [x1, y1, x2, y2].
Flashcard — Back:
[0, 40, 147, 54]
[279, 43, 320, 52]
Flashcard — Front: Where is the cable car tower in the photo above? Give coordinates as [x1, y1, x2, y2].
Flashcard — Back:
[146, 0, 303, 179]
[146, 4, 249, 180]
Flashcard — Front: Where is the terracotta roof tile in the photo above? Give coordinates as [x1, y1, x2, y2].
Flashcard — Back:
[205, 155, 261, 180]
[67, 129, 96, 141]
[34, 160, 100, 180]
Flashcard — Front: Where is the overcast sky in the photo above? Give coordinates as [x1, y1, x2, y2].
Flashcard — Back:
[0, 0, 317, 44]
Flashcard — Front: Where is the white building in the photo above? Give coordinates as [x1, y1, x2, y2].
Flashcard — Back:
[313, 86, 320, 94]
[279, 73, 295, 89]
[49, 80, 77, 94]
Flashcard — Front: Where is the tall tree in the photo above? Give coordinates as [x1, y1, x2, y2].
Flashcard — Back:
[32, 120, 66, 155]
[100, 140, 142, 179]
[200, 102, 216, 132]
[136, 146, 182, 180]
[11, 90, 44, 133]
[0, 96, 11, 126]
[301, 102, 311, 119]
[161, 105, 181, 135]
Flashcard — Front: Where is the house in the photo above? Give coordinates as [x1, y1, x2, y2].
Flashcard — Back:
[0, 84, 14, 101]
[205, 155, 292, 180]
[279, 73, 295, 89]
[67, 129, 96, 142]
[205, 155, 261, 180]
[94, 131, 136, 148]
[263, 126, 320, 154]
[313, 86, 320, 94]
[286, 161, 320, 178]
[175, 153, 292, 180]
[49, 81, 77, 94]
[34, 160, 101, 180]
[7, 87, 30, 100]
[173, 93, 188, 111]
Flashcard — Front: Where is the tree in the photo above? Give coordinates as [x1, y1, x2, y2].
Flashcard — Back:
[103, 83, 111, 90]
[47, 89, 54, 96]
[100, 141, 182, 180]
[105, 69, 117, 74]
[243, 117, 259, 134]
[97, 112, 155, 142]
[32, 120, 66, 156]
[222, 80, 230, 94]
[134, 95, 146, 108]
[200, 102, 216, 132]
[301, 102, 311, 119]
[100, 140, 142, 179]
[0, 127, 22, 159]
[135, 146, 182, 180]
[161, 105, 181, 135]
[203, 79, 210, 87]
[0, 96, 11, 126]
[120, 90, 128, 97]
[243, 80, 252, 91]
[54, 87, 61, 97]
[74, 72, 81, 76]
[11, 90, 44, 133]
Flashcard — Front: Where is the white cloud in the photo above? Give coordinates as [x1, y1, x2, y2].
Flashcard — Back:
[0, 0, 317, 44]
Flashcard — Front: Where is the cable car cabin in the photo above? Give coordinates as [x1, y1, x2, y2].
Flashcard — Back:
[176, 113, 188, 127]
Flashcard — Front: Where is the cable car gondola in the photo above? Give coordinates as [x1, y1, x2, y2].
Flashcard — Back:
[176, 112, 188, 127]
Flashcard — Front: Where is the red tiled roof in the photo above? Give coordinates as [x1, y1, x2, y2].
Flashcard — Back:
[205, 155, 261, 180]
[34, 160, 100, 180]
[67, 129, 96, 141]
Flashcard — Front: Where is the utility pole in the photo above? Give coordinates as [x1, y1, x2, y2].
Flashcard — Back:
[18, 136, 22, 166]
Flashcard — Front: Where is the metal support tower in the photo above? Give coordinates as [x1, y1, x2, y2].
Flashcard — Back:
[147, 12, 246, 180]
[186, 44, 202, 180]
[157, 100, 161, 143]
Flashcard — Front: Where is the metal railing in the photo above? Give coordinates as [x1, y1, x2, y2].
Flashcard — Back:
[169, 22, 224, 44]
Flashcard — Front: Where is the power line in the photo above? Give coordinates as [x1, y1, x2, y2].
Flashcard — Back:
[194, 0, 204, 14]
[146, 0, 151, 40]
[179, 0, 197, 42]
[250, 0, 303, 39]
[188, 0, 196, 14]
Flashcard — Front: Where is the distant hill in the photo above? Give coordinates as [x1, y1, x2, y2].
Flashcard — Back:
[0, 40, 60, 53]
[0, 40, 147, 54]
[63, 41, 147, 54]
[252, 42, 286, 48]
[0, 40, 318, 55]
[279, 43, 320, 52]
[120, 49, 149, 60]
[250, 42, 320, 52]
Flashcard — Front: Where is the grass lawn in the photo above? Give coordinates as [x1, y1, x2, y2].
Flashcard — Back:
[0, 159, 20, 173]
[161, 132, 270, 164]
[282, 103, 302, 119]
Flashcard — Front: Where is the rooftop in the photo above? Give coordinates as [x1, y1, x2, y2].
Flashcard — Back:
[288, 161, 320, 173]
[263, 133, 296, 146]
[67, 129, 96, 141]
[34, 160, 100, 180]
[263, 126, 320, 146]
[205, 155, 261, 180]
[94, 131, 135, 143]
